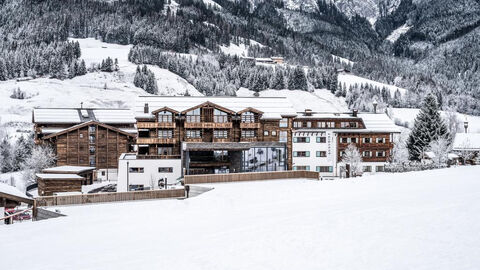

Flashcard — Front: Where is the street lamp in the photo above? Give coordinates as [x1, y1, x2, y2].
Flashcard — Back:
[372, 99, 378, 114]
[126, 161, 130, 191]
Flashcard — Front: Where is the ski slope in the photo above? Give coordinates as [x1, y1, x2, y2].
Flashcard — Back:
[2, 166, 480, 269]
[338, 73, 407, 97]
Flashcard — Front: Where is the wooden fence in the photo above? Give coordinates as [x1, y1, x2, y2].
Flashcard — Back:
[35, 188, 185, 207]
[184, 170, 319, 185]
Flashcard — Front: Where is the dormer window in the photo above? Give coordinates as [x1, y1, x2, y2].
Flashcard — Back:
[241, 112, 255, 123]
[186, 108, 201, 123]
[214, 109, 228, 123]
[157, 111, 173, 123]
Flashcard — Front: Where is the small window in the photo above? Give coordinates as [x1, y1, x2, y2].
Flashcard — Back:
[316, 137, 326, 143]
[158, 167, 173, 173]
[279, 119, 288, 128]
[79, 134, 83, 139]
[376, 151, 386, 157]
[351, 138, 357, 143]
[306, 122, 312, 128]
[293, 121, 302, 128]
[363, 137, 371, 143]
[363, 151, 371, 157]
[101, 171, 106, 176]
[293, 151, 310, 157]
[186, 130, 201, 138]
[316, 166, 333, 173]
[294, 165, 310, 171]
[376, 137, 386, 144]
[279, 131, 288, 142]
[158, 130, 173, 138]
[376, 166, 385, 172]
[264, 131, 269, 136]
[89, 146, 95, 154]
[129, 167, 144, 173]
[341, 137, 348, 143]
[316, 151, 327, 157]
[294, 137, 310, 143]
[271, 131, 277, 136]
[214, 130, 228, 139]
[242, 130, 256, 138]
[363, 166, 372, 172]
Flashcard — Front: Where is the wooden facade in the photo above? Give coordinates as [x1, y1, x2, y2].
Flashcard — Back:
[39, 122, 135, 169]
[37, 178, 84, 196]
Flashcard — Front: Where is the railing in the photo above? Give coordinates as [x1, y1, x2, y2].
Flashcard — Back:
[240, 137, 258, 142]
[136, 155, 181, 159]
[136, 138, 176, 144]
[35, 188, 185, 206]
[240, 122, 261, 129]
[184, 170, 319, 184]
[137, 122, 175, 128]
[184, 122, 232, 129]
[1, 208, 33, 224]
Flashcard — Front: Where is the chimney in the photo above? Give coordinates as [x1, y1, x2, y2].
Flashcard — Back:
[352, 109, 358, 117]
[80, 102, 83, 109]
[144, 103, 149, 114]
[304, 109, 312, 116]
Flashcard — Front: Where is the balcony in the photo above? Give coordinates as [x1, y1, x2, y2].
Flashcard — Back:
[137, 122, 175, 129]
[240, 137, 258, 142]
[240, 122, 261, 129]
[185, 138, 203, 143]
[136, 138, 176, 144]
[184, 122, 232, 129]
[213, 138, 230, 143]
[137, 154, 181, 160]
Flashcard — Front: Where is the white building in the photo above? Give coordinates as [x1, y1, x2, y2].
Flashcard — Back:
[292, 111, 401, 177]
[117, 153, 182, 192]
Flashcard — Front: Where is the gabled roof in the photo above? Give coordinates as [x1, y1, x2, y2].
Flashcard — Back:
[33, 108, 135, 124]
[181, 101, 236, 114]
[136, 96, 297, 120]
[42, 166, 96, 174]
[151, 107, 180, 114]
[0, 183, 34, 205]
[43, 120, 136, 140]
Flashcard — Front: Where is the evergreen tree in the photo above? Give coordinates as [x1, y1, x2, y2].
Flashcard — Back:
[288, 66, 308, 90]
[77, 60, 87, 76]
[0, 138, 13, 173]
[13, 135, 33, 171]
[407, 93, 450, 161]
[0, 58, 7, 81]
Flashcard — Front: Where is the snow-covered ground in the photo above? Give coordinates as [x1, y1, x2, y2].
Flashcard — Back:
[338, 73, 407, 97]
[219, 38, 265, 57]
[389, 108, 480, 133]
[386, 24, 412, 43]
[2, 166, 480, 269]
[237, 88, 348, 112]
[0, 38, 202, 140]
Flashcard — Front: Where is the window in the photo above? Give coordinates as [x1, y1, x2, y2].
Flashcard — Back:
[214, 109, 228, 123]
[271, 131, 277, 136]
[316, 151, 327, 157]
[340, 151, 346, 157]
[186, 130, 201, 138]
[88, 125, 96, 133]
[306, 122, 312, 128]
[186, 108, 201, 123]
[129, 167, 144, 173]
[101, 171, 106, 176]
[89, 146, 96, 154]
[294, 137, 310, 143]
[242, 130, 256, 138]
[293, 121, 302, 128]
[89, 156, 96, 166]
[326, 122, 335, 128]
[158, 147, 173, 156]
[363, 151, 371, 157]
[316, 166, 333, 173]
[341, 137, 348, 143]
[317, 122, 325, 128]
[79, 134, 83, 139]
[279, 118, 288, 128]
[241, 112, 255, 123]
[158, 130, 173, 138]
[294, 166, 310, 171]
[89, 135, 96, 143]
[376, 166, 385, 172]
[376, 151, 386, 157]
[158, 111, 173, 123]
[158, 167, 173, 173]
[341, 122, 358, 128]
[279, 131, 288, 142]
[214, 130, 228, 138]
[316, 137, 326, 143]
[363, 166, 372, 172]
[293, 151, 310, 157]
[376, 137, 386, 144]
[264, 131, 269, 136]
[363, 137, 372, 143]
[351, 138, 357, 143]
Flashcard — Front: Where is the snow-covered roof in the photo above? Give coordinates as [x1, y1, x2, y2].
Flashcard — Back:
[33, 108, 135, 124]
[0, 182, 29, 200]
[36, 174, 85, 180]
[360, 113, 401, 133]
[136, 96, 297, 120]
[40, 127, 67, 134]
[452, 133, 480, 151]
[42, 166, 96, 174]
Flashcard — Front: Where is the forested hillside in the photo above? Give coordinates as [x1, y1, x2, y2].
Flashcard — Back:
[0, 0, 479, 115]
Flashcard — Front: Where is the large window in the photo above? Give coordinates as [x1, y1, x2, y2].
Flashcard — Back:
[242, 130, 256, 138]
[242, 112, 255, 123]
[316, 166, 333, 173]
[129, 167, 144, 173]
[293, 151, 310, 157]
[214, 130, 228, 138]
[158, 147, 173, 156]
[186, 130, 201, 138]
[316, 151, 327, 157]
[316, 137, 326, 143]
[158, 130, 173, 138]
[293, 121, 302, 128]
[214, 109, 228, 123]
[279, 118, 288, 127]
[158, 167, 173, 173]
[279, 131, 288, 142]
[186, 108, 201, 123]
[157, 111, 173, 123]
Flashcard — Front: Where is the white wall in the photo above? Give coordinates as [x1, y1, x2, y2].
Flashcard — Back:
[0, 207, 4, 225]
[97, 169, 118, 182]
[117, 158, 182, 192]
[292, 130, 338, 176]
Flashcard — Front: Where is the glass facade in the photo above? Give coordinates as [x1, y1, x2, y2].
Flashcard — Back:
[241, 147, 286, 172]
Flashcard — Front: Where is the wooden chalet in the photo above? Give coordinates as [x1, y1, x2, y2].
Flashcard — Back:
[33, 108, 136, 171]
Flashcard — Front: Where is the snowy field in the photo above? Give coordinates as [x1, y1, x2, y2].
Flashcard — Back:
[338, 73, 407, 97]
[389, 108, 480, 132]
[2, 166, 480, 270]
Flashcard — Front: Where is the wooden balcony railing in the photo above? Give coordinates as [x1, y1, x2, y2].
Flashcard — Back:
[137, 122, 176, 129]
[184, 122, 233, 129]
[184, 138, 203, 143]
[136, 155, 181, 160]
[240, 137, 258, 142]
[240, 122, 261, 129]
[213, 138, 230, 143]
[136, 138, 176, 144]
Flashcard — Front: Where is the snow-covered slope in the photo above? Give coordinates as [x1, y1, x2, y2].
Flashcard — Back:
[338, 73, 407, 97]
[389, 108, 480, 133]
[219, 39, 265, 57]
[0, 38, 202, 140]
[3, 166, 480, 269]
[386, 24, 412, 43]
[236, 88, 348, 112]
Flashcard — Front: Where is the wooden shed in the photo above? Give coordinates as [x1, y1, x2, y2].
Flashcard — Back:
[1, 183, 35, 224]
[42, 166, 95, 185]
[36, 174, 85, 196]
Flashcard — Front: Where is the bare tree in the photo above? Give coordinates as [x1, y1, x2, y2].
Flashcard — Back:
[341, 143, 363, 177]
[21, 145, 56, 186]
[427, 138, 450, 166]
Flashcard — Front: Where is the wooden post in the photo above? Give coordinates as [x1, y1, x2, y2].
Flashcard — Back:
[32, 200, 38, 221]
